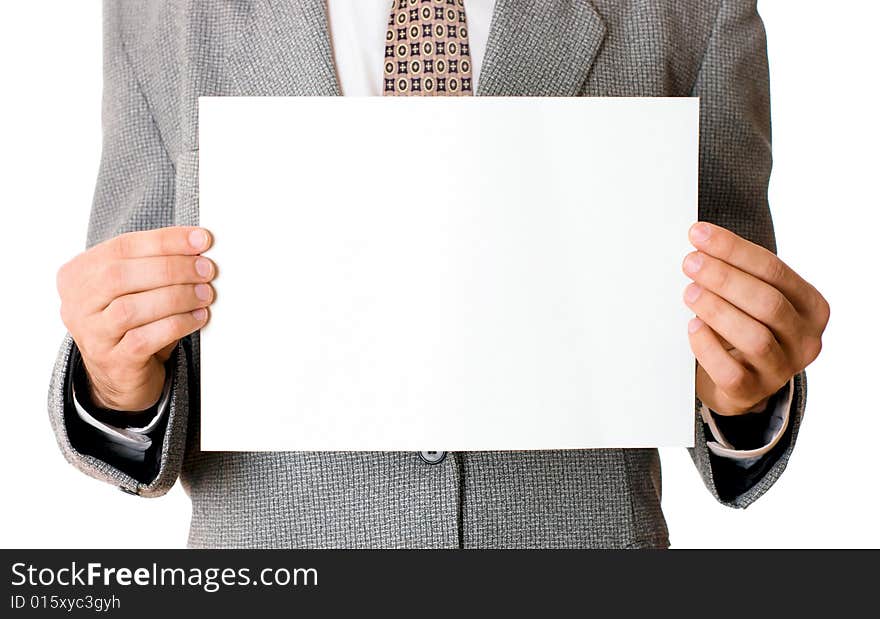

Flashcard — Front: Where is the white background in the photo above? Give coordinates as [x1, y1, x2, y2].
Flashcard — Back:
[0, 1, 876, 548]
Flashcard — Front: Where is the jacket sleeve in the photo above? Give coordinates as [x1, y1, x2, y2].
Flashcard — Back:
[688, 0, 806, 508]
[46, 2, 192, 498]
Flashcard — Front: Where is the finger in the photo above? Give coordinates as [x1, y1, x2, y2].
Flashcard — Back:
[56, 228, 213, 305]
[84, 255, 216, 310]
[682, 251, 801, 350]
[116, 308, 209, 361]
[688, 222, 815, 312]
[716, 333, 735, 350]
[688, 318, 756, 413]
[95, 227, 213, 260]
[99, 283, 214, 339]
[684, 283, 790, 382]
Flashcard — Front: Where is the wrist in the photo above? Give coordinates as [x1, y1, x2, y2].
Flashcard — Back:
[77, 357, 165, 413]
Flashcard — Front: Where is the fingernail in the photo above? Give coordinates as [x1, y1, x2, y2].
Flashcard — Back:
[189, 229, 209, 251]
[685, 284, 703, 304]
[195, 284, 212, 302]
[683, 253, 703, 275]
[688, 317, 704, 334]
[195, 257, 213, 278]
[192, 308, 208, 322]
[690, 223, 711, 244]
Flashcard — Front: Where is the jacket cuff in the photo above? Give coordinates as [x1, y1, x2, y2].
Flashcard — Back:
[689, 371, 806, 508]
[48, 334, 193, 496]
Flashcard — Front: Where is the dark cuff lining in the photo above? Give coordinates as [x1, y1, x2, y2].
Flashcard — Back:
[706, 410, 795, 503]
[63, 345, 174, 485]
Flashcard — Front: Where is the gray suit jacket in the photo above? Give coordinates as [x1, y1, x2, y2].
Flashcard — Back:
[48, 0, 806, 549]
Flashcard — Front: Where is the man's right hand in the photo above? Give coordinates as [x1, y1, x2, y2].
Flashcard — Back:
[57, 226, 216, 412]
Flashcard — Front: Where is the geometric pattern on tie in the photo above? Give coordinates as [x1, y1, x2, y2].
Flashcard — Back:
[384, 0, 474, 96]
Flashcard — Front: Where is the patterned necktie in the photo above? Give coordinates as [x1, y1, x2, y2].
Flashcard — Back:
[384, 0, 474, 96]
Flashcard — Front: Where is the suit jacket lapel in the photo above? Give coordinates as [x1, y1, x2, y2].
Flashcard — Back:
[228, 0, 340, 96]
[226, 0, 605, 97]
[478, 0, 607, 96]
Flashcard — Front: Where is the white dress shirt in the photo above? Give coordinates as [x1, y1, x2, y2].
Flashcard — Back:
[74, 0, 792, 465]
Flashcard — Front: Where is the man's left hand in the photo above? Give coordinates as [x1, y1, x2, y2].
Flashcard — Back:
[682, 222, 829, 415]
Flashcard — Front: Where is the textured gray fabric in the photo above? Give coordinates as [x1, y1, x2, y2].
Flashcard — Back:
[48, 0, 806, 548]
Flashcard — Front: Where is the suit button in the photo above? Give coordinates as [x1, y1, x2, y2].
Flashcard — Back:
[419, 451, 447, 464]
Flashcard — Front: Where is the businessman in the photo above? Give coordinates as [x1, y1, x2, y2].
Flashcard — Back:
[50, 0, 828, 548]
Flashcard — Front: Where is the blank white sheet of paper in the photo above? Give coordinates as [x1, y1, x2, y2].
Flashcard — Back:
[198, 96, 698, 452]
